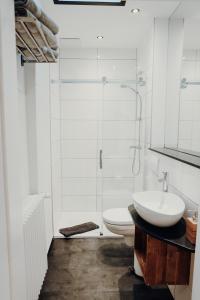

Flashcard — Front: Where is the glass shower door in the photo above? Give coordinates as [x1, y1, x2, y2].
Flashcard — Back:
[99, 81, 138, 233]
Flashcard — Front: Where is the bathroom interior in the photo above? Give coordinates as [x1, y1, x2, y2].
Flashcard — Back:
[1, 0, 200, 300]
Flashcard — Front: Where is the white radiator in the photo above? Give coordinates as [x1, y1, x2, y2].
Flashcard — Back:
[23, 194, 48, 300]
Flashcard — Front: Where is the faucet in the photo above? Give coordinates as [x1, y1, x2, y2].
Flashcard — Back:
[159, 172, 168, 192]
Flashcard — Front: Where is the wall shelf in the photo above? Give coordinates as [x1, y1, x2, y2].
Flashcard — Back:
[15, 15, 57, 63]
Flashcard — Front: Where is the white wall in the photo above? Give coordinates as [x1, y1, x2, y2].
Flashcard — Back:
[50, 62, 61, 214]
[0, 71, 11, 300]
[17, 57, 30, 200]
[192, 204, 200, 300]
[0, 1, 26, 299]
[35, 64, 51, 195]
[145, 152, 198, 300]
[35, 64, 53, 251]
[150, 19, 169, 147]
[138, 19, 154, 193]
[178, 39, 200, 299]
[16, 58, 53, 254]
[139, 18, 199, 300]
[25, 64, 39, 194]
[0, 0, 53, 298]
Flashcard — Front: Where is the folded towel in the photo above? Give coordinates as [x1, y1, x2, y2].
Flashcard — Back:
[42, 47, 59, 59]
[59, 222, 99, 238]
[15, 0, 59, 35]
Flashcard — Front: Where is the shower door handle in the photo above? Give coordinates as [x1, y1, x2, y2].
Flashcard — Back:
[99, 149, 103, 169]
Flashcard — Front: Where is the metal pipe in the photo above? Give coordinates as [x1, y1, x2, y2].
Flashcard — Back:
[120, 84, 142, 177]
[181, 78, 200, 89]
[51, 78, 146, 85]
[99, 150, 103, 169]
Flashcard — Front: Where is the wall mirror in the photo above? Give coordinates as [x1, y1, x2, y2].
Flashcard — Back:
[152, 2, 200, 168]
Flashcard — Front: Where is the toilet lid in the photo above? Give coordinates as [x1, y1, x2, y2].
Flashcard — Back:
[103, 208, 134, 226]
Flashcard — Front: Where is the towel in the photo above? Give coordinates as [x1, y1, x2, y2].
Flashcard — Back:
[42, 47, 59, 60]
[15, 0, 59, 35]
[59, 222, 99, 238]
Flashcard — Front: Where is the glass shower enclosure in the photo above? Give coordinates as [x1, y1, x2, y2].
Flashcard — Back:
[52, 48, 142, 236]
[55, 77, 142, 234]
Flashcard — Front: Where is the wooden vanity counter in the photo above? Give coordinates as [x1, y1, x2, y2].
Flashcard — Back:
[128, 205, 195, 286]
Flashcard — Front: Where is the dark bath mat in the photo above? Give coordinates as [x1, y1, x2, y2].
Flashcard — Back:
[59, 222, 99, 237]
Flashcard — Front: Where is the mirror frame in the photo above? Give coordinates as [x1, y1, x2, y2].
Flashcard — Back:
[149, 147, 200, 169]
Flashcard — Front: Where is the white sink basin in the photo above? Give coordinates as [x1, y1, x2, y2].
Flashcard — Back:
[132, 191, 185, 227]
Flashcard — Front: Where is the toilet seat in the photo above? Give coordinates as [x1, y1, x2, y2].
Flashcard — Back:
[103, 208, 134, 226]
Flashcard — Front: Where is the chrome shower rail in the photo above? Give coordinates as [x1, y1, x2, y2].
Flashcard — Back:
[181, 78, 200, 89]
[51, 77, 146, 86]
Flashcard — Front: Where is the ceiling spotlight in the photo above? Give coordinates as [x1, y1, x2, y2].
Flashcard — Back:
[97, 36, 104, 39]
[131, 8, 140, 14]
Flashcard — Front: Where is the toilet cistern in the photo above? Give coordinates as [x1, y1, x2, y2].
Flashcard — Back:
[159, 171, 168, 192]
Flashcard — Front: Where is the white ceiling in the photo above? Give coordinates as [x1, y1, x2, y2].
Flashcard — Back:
[172, 2, 200, 19]
[41, 0, 180, 48]
[171, 2, 200, 49]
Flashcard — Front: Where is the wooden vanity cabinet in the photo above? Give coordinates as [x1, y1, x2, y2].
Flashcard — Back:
[135, 226, 191, 286]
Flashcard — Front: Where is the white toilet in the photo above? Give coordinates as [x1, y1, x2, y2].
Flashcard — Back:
[103, 207, 143, 277]
[103, 208, 135, 246]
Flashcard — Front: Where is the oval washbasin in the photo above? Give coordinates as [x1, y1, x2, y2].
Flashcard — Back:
[132, 191, 185, 227]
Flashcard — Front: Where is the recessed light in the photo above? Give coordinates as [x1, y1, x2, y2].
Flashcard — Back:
[131, 8, 140, 14]
[97, 36, 104, 39]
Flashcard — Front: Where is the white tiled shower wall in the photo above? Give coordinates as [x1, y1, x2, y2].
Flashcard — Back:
[50, 48, 143, 213]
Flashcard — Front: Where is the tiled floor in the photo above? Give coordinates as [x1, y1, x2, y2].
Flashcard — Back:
[39, 238, 174, 300]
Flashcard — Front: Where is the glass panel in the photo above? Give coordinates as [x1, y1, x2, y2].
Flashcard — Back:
[100, 78, 138, 233]
[60, 81, 101, 214]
